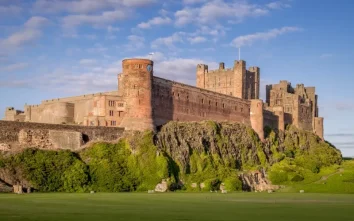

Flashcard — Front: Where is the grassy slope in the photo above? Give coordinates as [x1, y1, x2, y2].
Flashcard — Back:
[0, 193, 353, 221]
[280, 160, 354, 193]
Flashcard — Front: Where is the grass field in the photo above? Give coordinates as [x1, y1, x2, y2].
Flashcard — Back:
[0, 193, 354, 221]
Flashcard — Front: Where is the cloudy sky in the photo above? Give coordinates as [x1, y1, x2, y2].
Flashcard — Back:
[0, 0, 353, 156]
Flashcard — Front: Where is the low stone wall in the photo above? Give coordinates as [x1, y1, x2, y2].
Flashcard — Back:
[0, 121, 125, 151]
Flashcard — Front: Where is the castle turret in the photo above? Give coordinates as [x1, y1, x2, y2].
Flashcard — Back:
[249, 66, 260, 99]
[234, 60, 246, 99]
[250, 99, 264, 141]
[196, 64, 208, 89]
[119, 58, 155, 131]
[219, 62, 225, 70]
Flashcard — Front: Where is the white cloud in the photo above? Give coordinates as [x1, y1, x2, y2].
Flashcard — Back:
[152, 54, 218, 85]
[175, 8, 197, 26]
[188, 36, 207, 44]
[124, 35, 145, 51]
[159, 9, 169, 16]
[62, 10, 129, 28]
[266, 1, 291, 9]
[0, 52, 219, 93]
[194, 25, 227, 37]
[86, 44, 108, 53]
[107, 25, 120, 33]
[151, 32, 185, 49]
[183, 0, 207, 5]
[175, 0, 271, 26]
[0, 5, 22, 16]
[79, 59, 97, 66]
[24, 16, 50, 29]
[137, 17, 172, 29]
[0, 63, 29, 72]
[0, 16, 49, 53]
[33, 0, 156, 14]
[231, 26, 302, 47]
[1, 29, 42, 48]
[320, 53, 333, 59]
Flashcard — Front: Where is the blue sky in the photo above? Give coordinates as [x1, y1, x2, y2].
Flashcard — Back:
[0, 0, 353, 156]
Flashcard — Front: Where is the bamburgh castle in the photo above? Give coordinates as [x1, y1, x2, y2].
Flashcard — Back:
[3, 58, 324, 141]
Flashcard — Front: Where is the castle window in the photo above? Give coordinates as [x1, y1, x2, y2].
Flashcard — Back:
[216, 102, 218, 107]
[111, 121, 116, 126]
[139, 64, 143, 69]
[109, 110, 114, 116]
[134, 85, 137, 89]
[187, 95, 189, 100]
[241, 107, 243, 112]
[118, 103, 124, 107]
[235, 106, 237, 111]
[177, 93, 180, 99]
[209, 100, 211, 105]
[223, 103, 225, 108]
[202, 99, 204, 104]
[109, 100, 115, 107]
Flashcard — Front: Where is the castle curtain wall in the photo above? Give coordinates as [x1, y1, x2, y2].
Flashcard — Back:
[152, 77, 251, 127]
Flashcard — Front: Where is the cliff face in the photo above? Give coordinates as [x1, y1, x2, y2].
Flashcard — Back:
[0, 121, 342, 192]
[156, 121, 266, 173]
[155, 121, 341, 188]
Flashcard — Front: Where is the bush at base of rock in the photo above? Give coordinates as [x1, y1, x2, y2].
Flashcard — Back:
[203, 179, 221, 191]
[223, 177, 242, 191]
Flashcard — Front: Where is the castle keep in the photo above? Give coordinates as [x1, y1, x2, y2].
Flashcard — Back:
[3, 58, 324, 140]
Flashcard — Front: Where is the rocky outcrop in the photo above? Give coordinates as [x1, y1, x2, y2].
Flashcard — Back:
[0, 179, 12, 193]
[154, 180, 168, 192]
[0, 168, 31, 190]
[240, 170, 280, 192]
[156, 121, 266, 173]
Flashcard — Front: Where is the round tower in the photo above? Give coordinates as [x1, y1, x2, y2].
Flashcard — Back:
[119, 58, 155, 131]
[250, 99, 264, 141]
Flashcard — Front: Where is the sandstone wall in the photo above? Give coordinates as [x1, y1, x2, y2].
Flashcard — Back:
[0, 121, 124, 151]
[263, 109, 279, 129]
[297, 103, 313, 131]
[152, 76, 251, 127]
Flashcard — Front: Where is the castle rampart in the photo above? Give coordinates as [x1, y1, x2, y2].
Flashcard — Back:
[0, 120, 124, 151]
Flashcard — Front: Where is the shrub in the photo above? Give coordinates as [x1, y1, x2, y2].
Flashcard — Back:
[203, 178, 221, 191]
[11, 149, 88, 192]
[269, 170, 288, 184]
[223, 176, 242, 191]
[290, 174, 304, 182]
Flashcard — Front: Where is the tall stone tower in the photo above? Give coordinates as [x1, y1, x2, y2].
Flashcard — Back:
[196, 64, 208, 88]
[248, 66, 260, 99]
[234, 60, 246, 99]
[118, 58, 155, 131]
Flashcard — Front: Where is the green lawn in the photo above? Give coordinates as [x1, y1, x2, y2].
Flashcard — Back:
[0, 193, 354, 221]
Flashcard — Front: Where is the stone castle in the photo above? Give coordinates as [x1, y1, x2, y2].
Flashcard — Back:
[3, 58, 324, 141]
